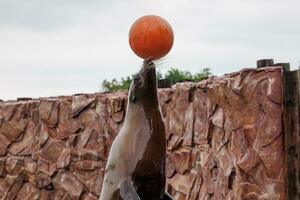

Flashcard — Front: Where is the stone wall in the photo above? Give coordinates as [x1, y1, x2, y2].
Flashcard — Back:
[0, 67, 284, 200]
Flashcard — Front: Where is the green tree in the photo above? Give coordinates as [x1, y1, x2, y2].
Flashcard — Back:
[102, 76, 132, 92]
[101, 68, 211, 92]
[193, 68, 211, 82]
[164, 68, 211, 84]
[164, 68, 193, 85]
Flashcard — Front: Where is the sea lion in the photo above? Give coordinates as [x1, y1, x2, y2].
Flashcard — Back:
[99, 60, 173, 200]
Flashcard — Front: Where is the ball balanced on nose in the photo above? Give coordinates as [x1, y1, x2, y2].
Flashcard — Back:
[129, 15, 174, 60]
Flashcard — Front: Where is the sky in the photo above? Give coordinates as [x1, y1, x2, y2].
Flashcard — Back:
[0, 0, 299, 100]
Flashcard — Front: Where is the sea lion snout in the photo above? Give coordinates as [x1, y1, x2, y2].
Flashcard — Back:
[129, 59, 157, 104]
[139, 59, 156, 87]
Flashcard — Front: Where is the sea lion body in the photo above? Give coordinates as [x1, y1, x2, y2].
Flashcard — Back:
[99, 60, 168, 200]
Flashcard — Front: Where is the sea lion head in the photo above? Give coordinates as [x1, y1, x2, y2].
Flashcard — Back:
[129, 59, 158, 105]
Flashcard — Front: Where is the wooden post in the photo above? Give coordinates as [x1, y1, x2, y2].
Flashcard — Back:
[257, 59, 274, 68]
[257, 59, 290, 71]
[17, 97, 32, 101]
[274, 63, 290, 71]
[283, 69, 300, 199]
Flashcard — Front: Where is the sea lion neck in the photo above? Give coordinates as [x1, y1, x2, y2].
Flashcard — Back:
[125, 97, 160, 122]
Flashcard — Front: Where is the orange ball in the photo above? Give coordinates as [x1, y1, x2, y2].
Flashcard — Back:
[129, 15, 174, 60]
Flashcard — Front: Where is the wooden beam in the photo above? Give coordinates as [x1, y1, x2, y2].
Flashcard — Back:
[283, 69, 300, 199]
[257, 59, 274, 68]
[274, 63, 290, 71]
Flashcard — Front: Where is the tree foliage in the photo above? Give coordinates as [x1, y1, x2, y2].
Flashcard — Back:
[101, 68, 211, 92]
[164, 67, 211, 84]
[102, 76, 132, 92]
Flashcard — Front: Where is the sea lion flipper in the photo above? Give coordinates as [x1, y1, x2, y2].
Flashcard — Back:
[119, 179, 141, 200]
[161, 191, 175, 200]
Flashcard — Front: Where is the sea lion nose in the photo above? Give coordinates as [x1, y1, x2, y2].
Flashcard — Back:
[143, 59, 155, 68]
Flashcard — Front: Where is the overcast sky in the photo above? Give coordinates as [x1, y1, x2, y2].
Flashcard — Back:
[0, 0, 299, 100]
